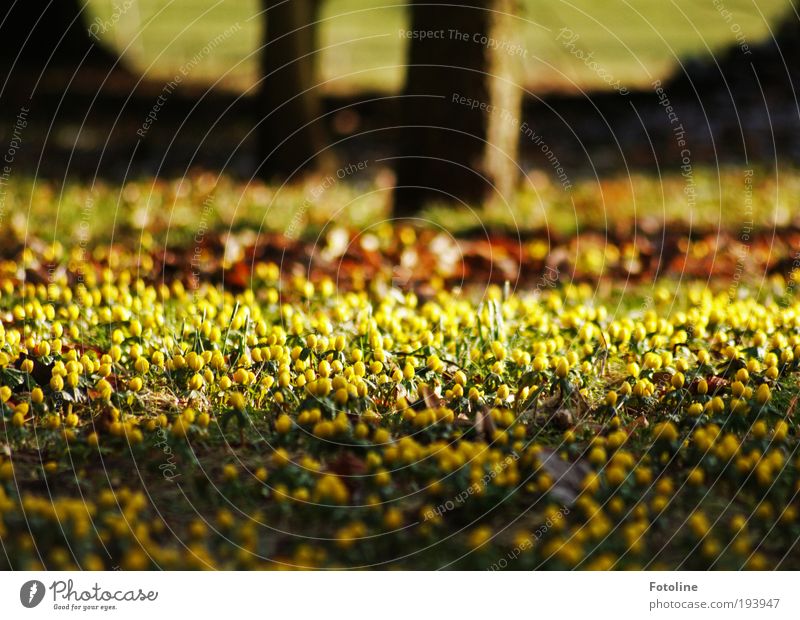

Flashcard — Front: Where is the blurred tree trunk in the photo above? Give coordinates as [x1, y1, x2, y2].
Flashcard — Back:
[0, 0, 125, 74]
[258, 0, 329, 179]
[485, 0, 523, 212]
[394, 0, 521, 217]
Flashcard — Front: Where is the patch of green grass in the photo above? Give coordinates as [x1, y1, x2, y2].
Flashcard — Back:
[422, 166, 800, 235]
[4, 166, 800, 248]
[88, 0, 792, 93]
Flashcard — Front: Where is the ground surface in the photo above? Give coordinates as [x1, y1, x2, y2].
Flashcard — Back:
[1, 172, 799, 569]
[88, 0, 791, 93]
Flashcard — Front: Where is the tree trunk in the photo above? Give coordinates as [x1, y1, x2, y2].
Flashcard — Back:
[394, 0, 516, 217]
[484, 0, 523, 212]
[258, 0, 328, 179]
[0, 0, 124, 74]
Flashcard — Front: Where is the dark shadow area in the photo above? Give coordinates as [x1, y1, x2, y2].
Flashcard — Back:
[518, 7, 800, 179]
[1, 4, 798, 184]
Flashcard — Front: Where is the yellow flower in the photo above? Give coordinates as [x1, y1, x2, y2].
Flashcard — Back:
[774, 420, 789, 442]
[687, 403, 704, 417]
[333, 388, 349, 406]
[755, 383, 771, 405]
[467, 526, 493, 549]
[383, 508, 403, 529]
[275, 414, 292, 434]
[653, 421, 678, 443]
[188, 373, 205, 391]
[222, 464, 238, 481]
[228, 391, 246, 411]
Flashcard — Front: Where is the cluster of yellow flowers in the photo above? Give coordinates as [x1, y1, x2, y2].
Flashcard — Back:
[0, 245, 798, 569]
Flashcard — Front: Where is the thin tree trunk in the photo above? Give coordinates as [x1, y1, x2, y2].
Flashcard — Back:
[258, 0, 328, 179]
[484, 0, 522, 212]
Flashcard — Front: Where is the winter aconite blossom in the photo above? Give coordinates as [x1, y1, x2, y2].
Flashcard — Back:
[0, 238, 797, 570]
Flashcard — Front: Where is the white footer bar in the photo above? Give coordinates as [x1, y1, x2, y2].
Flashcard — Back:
[1, 571, 796, 619]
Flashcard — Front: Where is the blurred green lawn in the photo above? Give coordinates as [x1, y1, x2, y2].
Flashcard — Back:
[89, 0, 792, 94]
[6, 167, 800, 249]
